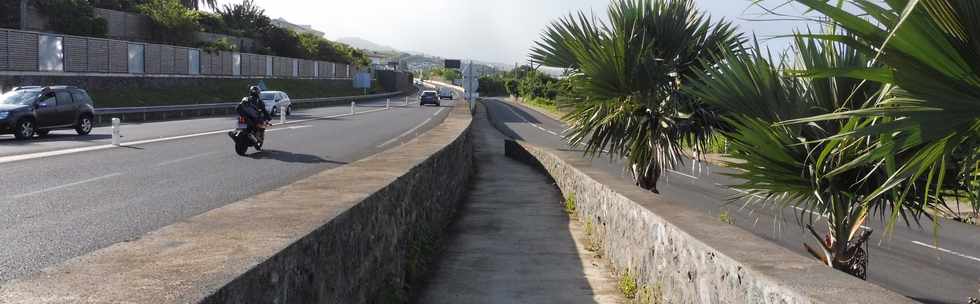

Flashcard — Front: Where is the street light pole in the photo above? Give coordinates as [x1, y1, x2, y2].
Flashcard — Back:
[19, 0, 29, 30]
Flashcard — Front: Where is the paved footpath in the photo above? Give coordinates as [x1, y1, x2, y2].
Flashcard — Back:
[416, 103, 626, 304]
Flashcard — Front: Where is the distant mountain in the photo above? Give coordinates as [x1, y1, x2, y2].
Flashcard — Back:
[336, 37, 515, 72]
[336, 37, 399, 53]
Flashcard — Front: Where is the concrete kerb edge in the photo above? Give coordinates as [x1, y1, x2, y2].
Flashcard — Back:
[502, 139, 916, 304]
[0, 101, 474, 303]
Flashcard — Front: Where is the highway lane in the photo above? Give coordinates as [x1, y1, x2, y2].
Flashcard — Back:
[482, 97, 980, 304]
[0, 97, 454, 282]
[0, 96, 413, 158]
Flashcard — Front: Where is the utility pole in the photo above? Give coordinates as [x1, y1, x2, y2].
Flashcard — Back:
[19, 0, 29, 30]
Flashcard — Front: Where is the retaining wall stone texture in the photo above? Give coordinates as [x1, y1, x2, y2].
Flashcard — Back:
[504, 140, 916, 304]
[0, 102, 472, 304]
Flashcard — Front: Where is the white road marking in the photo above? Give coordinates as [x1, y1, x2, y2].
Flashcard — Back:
[155, 152, 217, 167]
[667, 169, 698, 179]
[432, 108, 446, 117]
[376, 107, 451, 148]
[0, 106, 390, 165]
[910, 241, 980, 263]
[717, 183, 872, 229]
[377, 117, 433, 148]
[499, 101, 561, 136]
[11, 173, 123, 199]
[266, 125, 312, 133]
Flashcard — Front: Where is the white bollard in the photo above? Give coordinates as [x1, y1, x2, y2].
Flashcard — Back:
[405, 96, 409, 106]
[280, 106, 286, 124]
[350, 101, 355, 115]
[111, 117, 121, 146]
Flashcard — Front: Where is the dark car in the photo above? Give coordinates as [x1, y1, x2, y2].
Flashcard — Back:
[419, 90, 440, 106]
[0, 86, 96, 139]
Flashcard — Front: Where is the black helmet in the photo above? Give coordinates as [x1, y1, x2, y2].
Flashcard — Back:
[249, 86, 261, 97]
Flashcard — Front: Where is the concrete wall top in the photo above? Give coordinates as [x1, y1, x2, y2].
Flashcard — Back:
[504, 139, 916, 304]
[0, 100, 474, 303]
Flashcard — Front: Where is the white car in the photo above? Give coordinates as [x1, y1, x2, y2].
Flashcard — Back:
[260, 91, 292, 116]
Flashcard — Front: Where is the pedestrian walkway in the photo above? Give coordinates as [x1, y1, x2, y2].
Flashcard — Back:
[416, 104, 625, 304]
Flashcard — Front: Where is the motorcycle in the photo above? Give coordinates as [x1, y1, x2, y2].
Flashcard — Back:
[230, 115, 267, 156]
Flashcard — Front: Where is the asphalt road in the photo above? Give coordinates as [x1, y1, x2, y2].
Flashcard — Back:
[482, 97, 980, 304]
[0, 95, 455, 282]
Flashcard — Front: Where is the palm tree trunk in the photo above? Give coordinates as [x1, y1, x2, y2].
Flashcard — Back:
[830, 228, 872, 279]
[633, 164, 661, 194]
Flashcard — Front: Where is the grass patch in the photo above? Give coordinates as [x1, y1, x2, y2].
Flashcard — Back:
[564, 193, 576, 215]
[619, 270, 639, 299]
[583, 219, 603, 254]
[88, 78, 384, 108]
[522, 97, 571, 120]
[719, 211, 735, 225]
[634, 283, 664, 304]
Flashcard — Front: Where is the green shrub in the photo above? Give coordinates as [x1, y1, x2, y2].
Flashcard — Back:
[34, 0, 108, 37]
[216, 0, 269, 38]
[619, 270, 639, 299]
[504, 78, 519, 96]
[137, 0, 199, 45]
[198, 37, 238, 53]
[90, 0, 148, 12]
[195, 11, 228, 34]
[563, 193, 576, 214]
[478, 76, 509, 96]
[261, 25, 304, 58]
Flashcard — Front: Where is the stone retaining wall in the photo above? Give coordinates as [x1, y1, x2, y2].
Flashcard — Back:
[0, 103, 473, 303]
[504, 139, 915, 304]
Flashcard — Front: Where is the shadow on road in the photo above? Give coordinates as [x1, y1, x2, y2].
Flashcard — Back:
[247, 149, 347, 165]
[0, 133, 112, 145]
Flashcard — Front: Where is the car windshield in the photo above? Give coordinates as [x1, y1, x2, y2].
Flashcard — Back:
[422, 92, 436, 96]
[260, 92, 277, 100]
[0, 90, 39, 105]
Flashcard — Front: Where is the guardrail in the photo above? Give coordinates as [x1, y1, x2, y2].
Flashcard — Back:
[93, 91, 404, 124]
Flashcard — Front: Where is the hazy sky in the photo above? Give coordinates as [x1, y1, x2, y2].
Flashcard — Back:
[215, 0, 812, 64]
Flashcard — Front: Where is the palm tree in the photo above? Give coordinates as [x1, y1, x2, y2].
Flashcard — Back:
[783, 0, 980, 214]
[529, 0, 743, 193]
[685, 36, 942, 279]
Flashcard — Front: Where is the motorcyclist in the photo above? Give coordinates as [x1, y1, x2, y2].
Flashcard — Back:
[233, 86, 271, 149]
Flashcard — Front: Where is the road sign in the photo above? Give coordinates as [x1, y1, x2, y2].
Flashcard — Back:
[445, 59, 461, 69]
[353, 72, 371, 89]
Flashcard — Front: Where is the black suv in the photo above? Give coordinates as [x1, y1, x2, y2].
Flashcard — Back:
[0, 86, 96, 139]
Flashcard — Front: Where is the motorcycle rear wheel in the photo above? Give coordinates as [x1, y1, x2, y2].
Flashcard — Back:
[235, 141, 248, 156]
